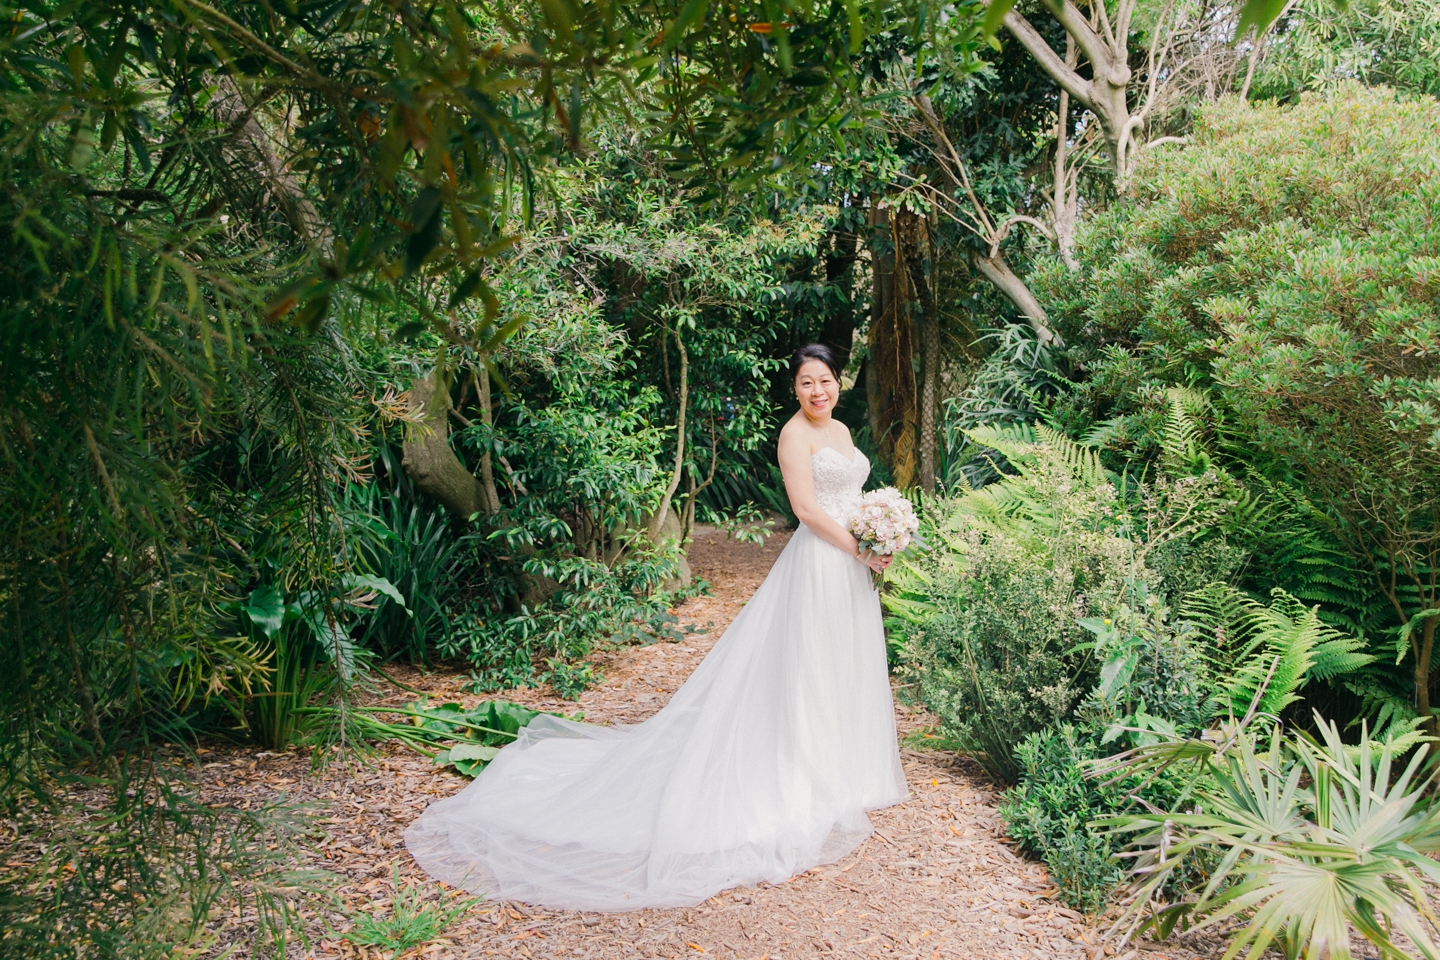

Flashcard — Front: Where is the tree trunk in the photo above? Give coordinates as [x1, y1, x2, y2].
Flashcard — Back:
[1001, 5, 1137, 185]
[648, 327, 688, 543]
[819, 225, 862, 374]
[210, 77, 329, 250]
[896, 209, 938, 493]
[1052, 37, 1081, 270]
[867, 205, 919, 489]
[402, 367, 487, 520]
[474, 365, 501, 516]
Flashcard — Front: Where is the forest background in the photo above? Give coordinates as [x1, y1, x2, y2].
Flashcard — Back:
[3, 0, 1440, 956]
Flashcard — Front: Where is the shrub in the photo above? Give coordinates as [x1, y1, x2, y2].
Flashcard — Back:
[999, 726, 1125, 913]
[890, 424, 1143, 783]
[1101, 715, 1440, 958]
[347, 481, 473, 664]
[1035, 86, 1440, 731]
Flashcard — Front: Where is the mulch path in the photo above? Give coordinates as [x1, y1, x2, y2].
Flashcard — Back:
[197, 525, 1227, 960]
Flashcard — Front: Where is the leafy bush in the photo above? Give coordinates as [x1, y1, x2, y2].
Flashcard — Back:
[999, 726, 1126, 913]
[1035, 86, 1440, 730]
[442, 548, 692, 694]
[888, 424, 1143, 783]
[231, 578, 399, 749]
[348, 481, 473, 664]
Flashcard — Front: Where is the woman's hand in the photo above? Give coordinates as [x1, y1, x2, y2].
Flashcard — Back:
[859, 550, 892, 574]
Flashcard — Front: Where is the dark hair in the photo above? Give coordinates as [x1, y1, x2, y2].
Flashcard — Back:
[790, 343, 842, 381]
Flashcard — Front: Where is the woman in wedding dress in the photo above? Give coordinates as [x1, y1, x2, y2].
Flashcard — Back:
[405, 343, 909, 911]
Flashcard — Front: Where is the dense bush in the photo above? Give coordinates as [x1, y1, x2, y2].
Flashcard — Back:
[998, 726, 1125, 913]
[888, 425, 1158, 783]
[1031, 85, 1440, 732]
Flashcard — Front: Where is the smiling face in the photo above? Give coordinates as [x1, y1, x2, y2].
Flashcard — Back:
[794, 358, 840, 422]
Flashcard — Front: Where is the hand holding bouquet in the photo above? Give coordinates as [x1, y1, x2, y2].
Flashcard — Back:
[849, 487, 920, 588]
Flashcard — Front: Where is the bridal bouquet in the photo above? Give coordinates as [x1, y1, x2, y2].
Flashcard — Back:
[849, 487, 920, 587]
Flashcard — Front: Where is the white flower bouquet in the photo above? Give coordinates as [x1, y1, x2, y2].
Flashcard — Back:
[849, 487, 920, 587]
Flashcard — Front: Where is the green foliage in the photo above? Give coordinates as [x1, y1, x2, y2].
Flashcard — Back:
[999, 726, 1125, 913]
[1183, 586, 1374, 720]
[887, 425, 1143, 783]
[545, 660, 603, 701]
[940, 326, 1072, 489]
[1254, 0, 1440, 100]
[1075, 588, 1216, 747]
[1100, 715, 1440, 959]
[3, 783, 329, 960]
[348, 481, 473, 664]
[1035, 85, 1440, 725]
[340, 868, 476, 954]
[231, 579, 401, 750]
[345, 697, 543, 777]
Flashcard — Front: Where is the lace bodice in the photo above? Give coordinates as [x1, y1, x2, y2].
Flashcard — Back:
[811, 447, 870, 525]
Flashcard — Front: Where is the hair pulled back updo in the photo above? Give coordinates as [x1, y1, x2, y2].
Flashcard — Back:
[789, 343, 842, 382]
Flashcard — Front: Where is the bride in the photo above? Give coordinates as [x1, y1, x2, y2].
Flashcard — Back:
[405, 343, 909, 911]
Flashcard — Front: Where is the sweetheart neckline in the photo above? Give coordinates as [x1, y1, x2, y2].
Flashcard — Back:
[811, 446, 866, 464]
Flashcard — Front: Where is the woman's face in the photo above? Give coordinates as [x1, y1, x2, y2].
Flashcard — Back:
[794, 359, 840, 421]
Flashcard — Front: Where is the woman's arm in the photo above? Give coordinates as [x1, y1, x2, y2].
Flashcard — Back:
[776, 425, 889, 572]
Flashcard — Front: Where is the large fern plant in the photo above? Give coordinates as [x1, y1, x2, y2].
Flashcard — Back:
[1183, 585, 1374, 720]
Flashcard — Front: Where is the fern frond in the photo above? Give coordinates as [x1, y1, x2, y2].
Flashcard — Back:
[1184, 585, 1373, 719]
[1035, 424, 1109, 485]
[963, 423, 1039, 469]
[1081, 417, 1126, 449]
[1161, 386, 1212, 476]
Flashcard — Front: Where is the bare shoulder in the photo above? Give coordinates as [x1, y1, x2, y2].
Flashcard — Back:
[777, 414, 809, 451]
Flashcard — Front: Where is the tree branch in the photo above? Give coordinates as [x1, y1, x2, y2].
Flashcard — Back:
[1002, 9, 1098, 111]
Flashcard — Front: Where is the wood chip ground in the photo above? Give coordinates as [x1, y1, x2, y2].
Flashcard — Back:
[196, 525, 1232, 959]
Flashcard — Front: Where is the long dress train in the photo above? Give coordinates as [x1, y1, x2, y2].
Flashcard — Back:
[404, 448, 908, 911]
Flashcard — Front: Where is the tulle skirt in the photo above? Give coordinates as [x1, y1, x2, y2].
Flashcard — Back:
[404, 525, 908, 911]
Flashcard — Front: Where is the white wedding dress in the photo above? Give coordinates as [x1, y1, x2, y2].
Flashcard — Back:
[405, 448, 907, 911]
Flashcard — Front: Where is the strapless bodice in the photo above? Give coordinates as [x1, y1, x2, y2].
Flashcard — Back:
[811, 447, 870, 525]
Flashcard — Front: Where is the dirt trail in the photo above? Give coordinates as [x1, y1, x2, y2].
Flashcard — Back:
[200, 526, 1218, 959]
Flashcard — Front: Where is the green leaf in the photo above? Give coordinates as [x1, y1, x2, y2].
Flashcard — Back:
[661, 0, 709, 52]
[242, 585, 286, 639]
[449, 742, 501, 763]
[1236, 0, 1290, 38]
[348, 574, 408, 611]
[980, 0, 1017, 39]
[404, 187, 443, 276]
[844, 0, 862, 53]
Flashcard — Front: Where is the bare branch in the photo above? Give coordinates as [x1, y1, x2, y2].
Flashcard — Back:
[1002, 9, 1098, 111]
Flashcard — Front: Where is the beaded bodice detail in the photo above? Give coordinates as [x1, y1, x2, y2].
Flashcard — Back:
[811, 447, 870, 526]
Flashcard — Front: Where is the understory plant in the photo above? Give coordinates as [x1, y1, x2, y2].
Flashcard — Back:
[999, 725, 1127, 913]
[887, 423, 1159, 783]
[1098, 715, 1440, 959]
[1006, 580, 1374, 913]
[340, 867, 476, 953]
[348, 478, 473, 664]
[340, 697, 544, 777]
[231, 577, 403, 749]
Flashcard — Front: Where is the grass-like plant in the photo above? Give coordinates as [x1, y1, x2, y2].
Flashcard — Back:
[341, 869, 476, 955]
[1097, 713, 1440, 959]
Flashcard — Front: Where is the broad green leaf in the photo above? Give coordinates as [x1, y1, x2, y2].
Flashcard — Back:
[242, 585, 286, 639]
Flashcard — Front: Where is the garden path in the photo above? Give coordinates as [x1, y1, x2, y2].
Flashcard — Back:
[201, 526, 1219, 960]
